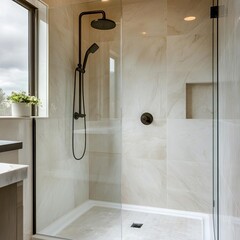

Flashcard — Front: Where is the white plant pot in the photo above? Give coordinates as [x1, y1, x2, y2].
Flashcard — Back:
[11, 103, 31, 117]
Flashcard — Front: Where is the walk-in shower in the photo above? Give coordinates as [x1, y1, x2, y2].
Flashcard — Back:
[72, 10, 116, 160]
[34, 0, 218, 240]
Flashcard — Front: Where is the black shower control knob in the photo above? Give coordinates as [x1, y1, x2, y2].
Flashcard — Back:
[141, 113, 153, 125]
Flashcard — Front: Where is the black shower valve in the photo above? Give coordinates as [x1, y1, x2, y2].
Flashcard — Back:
[141, 113, 153, 125]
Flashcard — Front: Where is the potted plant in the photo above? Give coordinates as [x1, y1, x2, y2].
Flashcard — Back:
[7, 91, 40, 117]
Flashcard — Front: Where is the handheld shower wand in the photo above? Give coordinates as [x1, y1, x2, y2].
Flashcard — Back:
[81, 43, 99, 73]
[73, 43, 99, 120]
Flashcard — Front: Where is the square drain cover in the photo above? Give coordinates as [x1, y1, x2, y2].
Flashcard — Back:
[131, 223, 143, 228]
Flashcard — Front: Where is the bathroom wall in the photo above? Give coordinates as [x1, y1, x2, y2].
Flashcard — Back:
[35, 1, 91, 231]
[218, 0, 240, 239]
[122, 0, 213, 213]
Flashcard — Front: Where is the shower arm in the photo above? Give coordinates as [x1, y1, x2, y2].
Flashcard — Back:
[78, 10, 105, 70]
[76, 10, 106, 117]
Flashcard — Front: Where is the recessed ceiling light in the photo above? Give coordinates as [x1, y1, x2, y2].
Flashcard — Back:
[101, 0, 109, 2]
[184, 16, 196, 21]
[141, 31, 147, 35]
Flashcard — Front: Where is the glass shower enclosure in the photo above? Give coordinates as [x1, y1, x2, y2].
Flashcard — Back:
[34, 0, 219, 239]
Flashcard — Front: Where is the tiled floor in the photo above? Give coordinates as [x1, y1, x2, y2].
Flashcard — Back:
[57, 206, 203, 240]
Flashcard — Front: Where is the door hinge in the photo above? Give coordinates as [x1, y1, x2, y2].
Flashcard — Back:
[210, 6, 219, 19]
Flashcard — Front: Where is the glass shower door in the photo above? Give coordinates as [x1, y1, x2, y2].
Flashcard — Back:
[34, 0, 122, 239]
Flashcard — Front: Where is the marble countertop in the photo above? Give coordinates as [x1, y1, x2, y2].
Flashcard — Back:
[0, 140, 23, 152]
[0, 163, 28, 188]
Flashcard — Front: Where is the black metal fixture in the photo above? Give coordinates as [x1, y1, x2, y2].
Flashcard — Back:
[141, 113, 153, 125]
[131, 223, 143, 228]
[72, 10, 116, 160]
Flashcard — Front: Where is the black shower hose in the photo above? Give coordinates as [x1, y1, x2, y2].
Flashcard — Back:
[72, 68, 87, 160]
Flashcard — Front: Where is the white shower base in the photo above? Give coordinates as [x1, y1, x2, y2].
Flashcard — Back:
[33, 201, 213, 240]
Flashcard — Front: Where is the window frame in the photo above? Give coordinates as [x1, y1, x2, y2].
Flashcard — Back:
[13, 0, 38, 115]
[0, 0, 48, 118]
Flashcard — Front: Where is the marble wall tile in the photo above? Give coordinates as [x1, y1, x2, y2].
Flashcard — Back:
[167, 160, 212, 213]
[219, 121, 240, 210]
[88, 131, 122, 154]
[89, 152, 121, 202]
[167, 24, 211, 72]
[167, 0, 211, 35]
[123, 119, 166, 160]
[122, 0, 167, 38]
[49, 68, 74, 119]
[167, 160, 212, 194]
[219, 177, 240, 240]
[218, 0, 240, 239]
[122, 0, 167, 121]
[122, 158, 167, 208]
[167, 20, 212, 119]
[167, 0, 212, 119]
[167, 189, 211, 213]
[168, 119, 212, 162]
[36, 118, 90, 231]
[167, 71, 188, 119]
[122, 36, 167, 120]
[49, 6, 74, 67]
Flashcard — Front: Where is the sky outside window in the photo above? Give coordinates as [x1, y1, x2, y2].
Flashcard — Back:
[0, 0, 29, 96]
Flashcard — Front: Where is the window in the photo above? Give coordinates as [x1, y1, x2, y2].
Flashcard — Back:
[0, 0, 48, 117]
[109, 57, 116, 118]
[109, 54, 121, 119]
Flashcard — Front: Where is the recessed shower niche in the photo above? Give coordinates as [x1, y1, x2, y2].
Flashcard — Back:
[186, 83, 213, 119]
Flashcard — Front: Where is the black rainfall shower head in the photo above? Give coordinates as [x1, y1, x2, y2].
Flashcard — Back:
[82, 43, 99, 72]
[91, 18, 116, 30]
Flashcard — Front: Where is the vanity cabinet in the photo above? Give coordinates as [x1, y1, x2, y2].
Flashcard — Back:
[0, 141, 27, 240]
[0, 182, 23, 240]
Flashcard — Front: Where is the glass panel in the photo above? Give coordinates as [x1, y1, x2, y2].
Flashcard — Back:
[121, 0, 213, 239]
[35, 0, 122, 239]
[35, 0, 216, 240]
[212, 0, 219, 239]
[0, 0, 29, 116]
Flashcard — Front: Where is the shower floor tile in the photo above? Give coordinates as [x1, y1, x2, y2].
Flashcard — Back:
[57, 206, 203, 240]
